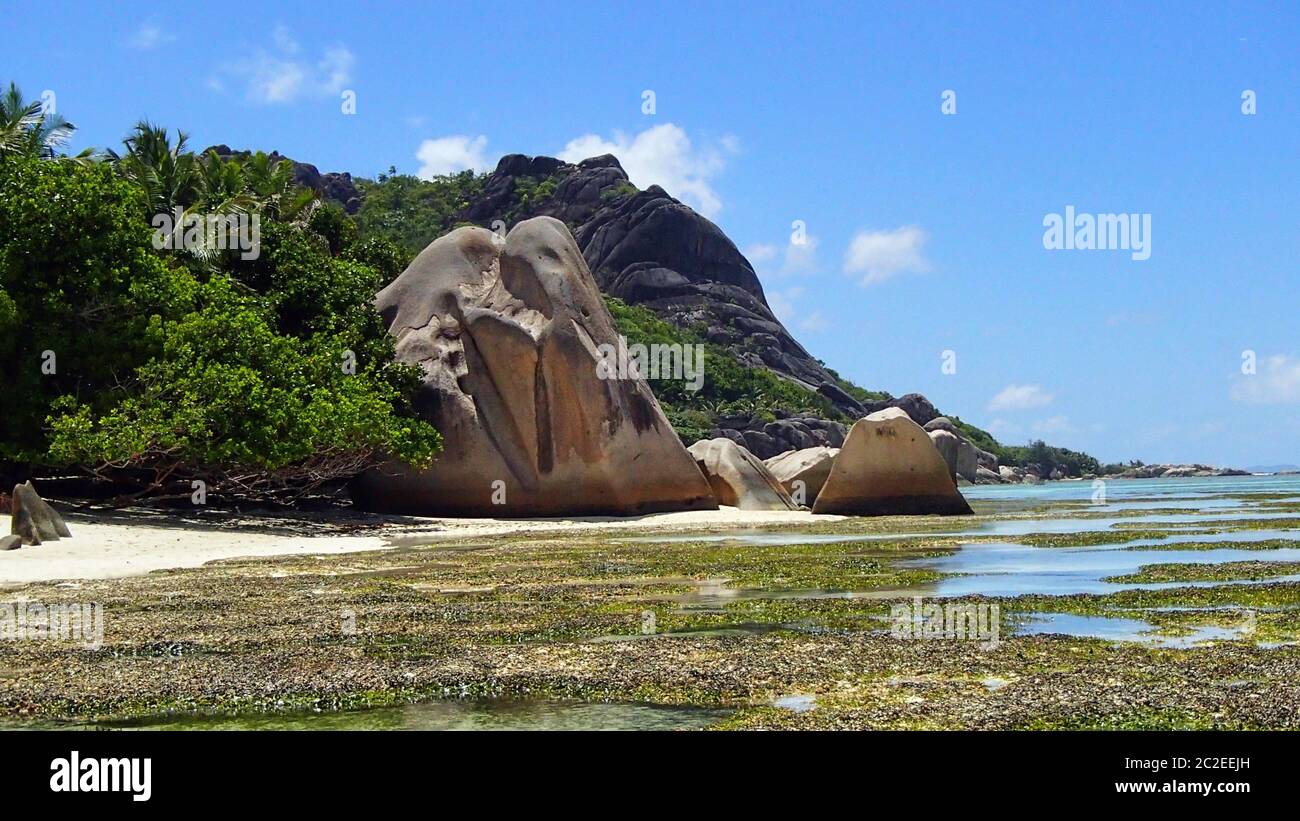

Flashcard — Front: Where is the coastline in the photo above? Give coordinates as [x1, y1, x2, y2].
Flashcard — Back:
[0, 507, 846, 585]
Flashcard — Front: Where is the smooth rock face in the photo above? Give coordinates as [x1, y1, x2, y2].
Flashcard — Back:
[764, 446, 839, 505]
[813, 408, 973, 516]
[10, 482, 71, 545]
[956, 441, 980, 482]
[976, 466, 1005, 483]
[928, 429, 962, 480]
[0, 534, 22, 551]
[353, 217, 718, 516]
[923, 416, 957, 434]
[688, 438, 799, 511]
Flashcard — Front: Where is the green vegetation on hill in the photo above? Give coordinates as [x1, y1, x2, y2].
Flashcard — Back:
[1000, 439, 1101, 477]
[948, 417, 1099, 475]
[821, 367, 891, 404]
[353, 168, 484, 257]
[605, 296, 838, 443]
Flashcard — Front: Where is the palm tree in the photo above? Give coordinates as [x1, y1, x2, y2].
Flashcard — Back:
[240, 150, 316, 220]
[0, 82, 79, 158]
[195, 150, 261, 213]
[110, 121, 201, 214]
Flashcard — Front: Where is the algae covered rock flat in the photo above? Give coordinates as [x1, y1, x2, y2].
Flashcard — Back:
[4, 477, 1300, 731]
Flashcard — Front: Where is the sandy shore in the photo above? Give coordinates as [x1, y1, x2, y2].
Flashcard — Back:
[0, 507, 842, 585]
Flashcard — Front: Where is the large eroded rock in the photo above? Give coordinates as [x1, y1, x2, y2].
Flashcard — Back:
[688, 438, 798, 511]
[353, 217, 718, 516]
[10, 481, 71, 546]
[812, 408, 973, 516]
[764, 446, 838, 505]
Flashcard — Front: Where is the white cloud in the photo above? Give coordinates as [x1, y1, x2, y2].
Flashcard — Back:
[416, 135, 490, 178]
[1032, 415, 1075, 436]
[767, 286, 803, 326]
[988, 384, 1054, 412]
[558, 123, 733, 218]
[748, 235, 819, 277]
[783, 234, 819, 275]
[272, 25, 300, 54]
[126, 21, 174, 50]
[985, 418, 1020, 437]
[798, 311, 829, 333]
[843, 225, 930, 286]
[744, 243, 778, 265]
[750, 233, 828, 331]
[317, 46, 354, 94]
[219, 27, 354, 104]
[1231, 354, 1300, 404]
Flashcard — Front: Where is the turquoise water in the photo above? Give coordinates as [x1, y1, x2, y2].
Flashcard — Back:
[1014, 612, 1251, 647]
[961, 473, 1300, 501]
[631, 475, 1300, 640]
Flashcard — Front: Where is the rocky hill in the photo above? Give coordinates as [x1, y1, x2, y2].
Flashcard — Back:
[228, 147, 1098, 474]
[466, 154, 867, 414]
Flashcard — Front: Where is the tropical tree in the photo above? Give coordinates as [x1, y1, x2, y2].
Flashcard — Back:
[109, 121, 201, 214]
[0, 82, 92, 161]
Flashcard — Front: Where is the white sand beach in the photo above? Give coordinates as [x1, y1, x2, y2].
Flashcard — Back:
[0, 507, 841, 585]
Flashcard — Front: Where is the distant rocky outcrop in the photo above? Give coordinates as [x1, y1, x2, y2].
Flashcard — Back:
[688, 438, 799, 511]
[352, 217, 718, 516]
[10, 481, 71, 546]
[813, 409, 973, 516]
[866, 393, 942, 427]
[764, 446, 838, 505]
[1107, 464, 1250, 479]
[706, 414, 847, 460]
[928, 429, 964, 481]
[924, 416, 995, 483]
[204, 145, 363, 214]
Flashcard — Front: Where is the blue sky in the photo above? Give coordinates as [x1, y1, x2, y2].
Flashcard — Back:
[6, 1, 1298, 466]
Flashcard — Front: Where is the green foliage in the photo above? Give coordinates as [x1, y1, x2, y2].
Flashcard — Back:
[996, 439, 1100, 477]
[306, 202, 358, 256]
[0, 83, 78, 159]
[511, 174, 558, 209]
[822, 366, 890, 403]
[0, 126, 440, 500]
[48, 276, 438, 493]
[944, 416, 1099, 477]
[353, 170, 484, 256]
[0, 153, 188, 463]
[601, 181, 637, 201]
[343, 234, 410, 286]
[948, 417, 1001, 454]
